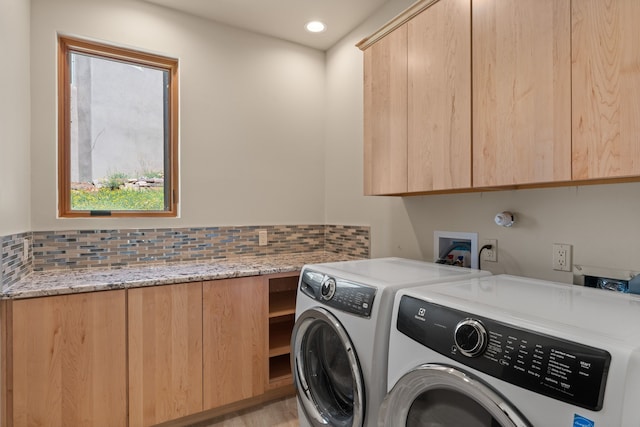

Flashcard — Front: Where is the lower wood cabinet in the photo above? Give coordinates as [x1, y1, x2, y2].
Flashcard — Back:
[1, 273, 296, 427]
[128, 282, 203, 427]
[6, 290, 127, 427]
[203, 276, 267, 409]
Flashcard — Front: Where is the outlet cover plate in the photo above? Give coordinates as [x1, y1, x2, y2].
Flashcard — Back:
[552, 243, 572, 272]
[258, 230, 268, 246]
[482, 239, 497, 262]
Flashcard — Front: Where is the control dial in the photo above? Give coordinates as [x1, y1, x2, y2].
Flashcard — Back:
[454, 319, 487, 357]
[320, 278, 336, 301]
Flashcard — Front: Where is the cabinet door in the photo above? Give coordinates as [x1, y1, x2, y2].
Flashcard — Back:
[363, 25, 408, 195]
[408, 0, 471, 192]
[203, 276, 267, 409]
[11, 291, 127, 427]
[473, 0, 571, 186]
[572, 0, 640, 180]
[128, 282, 203, 427]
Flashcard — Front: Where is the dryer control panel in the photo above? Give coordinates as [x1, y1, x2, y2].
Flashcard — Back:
[397, 296, 611, 411]
[300, 269, 376, 318]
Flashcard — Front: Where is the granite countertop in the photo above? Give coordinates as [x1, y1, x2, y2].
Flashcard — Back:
[3, 251, 359, 300]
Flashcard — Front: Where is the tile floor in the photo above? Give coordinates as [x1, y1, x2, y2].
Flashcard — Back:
[201, 397, 299, 427]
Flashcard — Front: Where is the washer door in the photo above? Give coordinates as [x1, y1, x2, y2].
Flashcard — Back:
[291, 307, 365, 427]
[380, 364, 531, 427]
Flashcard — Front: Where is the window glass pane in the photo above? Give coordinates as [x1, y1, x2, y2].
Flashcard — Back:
[69, 51, 169, 211]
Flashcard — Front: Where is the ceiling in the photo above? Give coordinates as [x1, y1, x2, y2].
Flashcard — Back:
[142, 0, 390, 50]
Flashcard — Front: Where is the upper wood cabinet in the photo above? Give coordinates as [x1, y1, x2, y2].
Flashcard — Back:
[472, 0, 572, 187]
[361, 0, 640, 194]
[572, 0, 640, 180]
[362, 0, 471, 195]
[128, 282, 203, 427]
[203, 276, 267, 410]
[8, 291, 127, 427]
[408, 0, 471, 192]
[363, 25, 408, 195]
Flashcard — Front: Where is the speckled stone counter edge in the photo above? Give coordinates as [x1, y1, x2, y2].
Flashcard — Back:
[2, 252, 364, 300]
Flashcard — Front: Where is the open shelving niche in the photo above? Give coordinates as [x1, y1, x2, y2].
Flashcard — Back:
[266, 272, 299, 389]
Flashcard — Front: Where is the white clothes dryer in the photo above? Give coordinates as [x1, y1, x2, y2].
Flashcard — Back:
[290, 257, 490, 427]
[381, 274, 640, 427]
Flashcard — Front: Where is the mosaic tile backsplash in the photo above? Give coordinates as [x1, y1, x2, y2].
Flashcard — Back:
[325, 225, 370, 256]
[26, 224, 369, 272]
[1, 232, 32, 288]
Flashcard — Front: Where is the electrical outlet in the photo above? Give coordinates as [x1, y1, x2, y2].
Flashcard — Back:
[552, 243, 572, 272]
[258, 230, 268, 246]
[482, 239, 497, 262]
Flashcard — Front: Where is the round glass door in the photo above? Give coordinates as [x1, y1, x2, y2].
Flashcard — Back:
[379, 364, 531, 427]
[291, 307, 365, 427]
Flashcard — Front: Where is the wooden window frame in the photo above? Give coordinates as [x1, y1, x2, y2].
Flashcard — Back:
[57, 35, 179, 218]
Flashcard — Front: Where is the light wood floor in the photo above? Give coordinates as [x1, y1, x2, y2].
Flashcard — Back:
[201, 397, 299, 427]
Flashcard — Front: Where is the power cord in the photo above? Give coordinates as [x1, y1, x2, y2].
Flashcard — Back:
[478, 244, 493, 270]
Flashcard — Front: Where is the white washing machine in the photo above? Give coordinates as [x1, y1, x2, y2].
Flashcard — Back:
[381, 274, 640, 427]
[290, 257, 490, 427]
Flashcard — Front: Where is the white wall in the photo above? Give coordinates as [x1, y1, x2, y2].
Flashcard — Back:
[325, 0, 640, 283]
[30, 0, 326, 231]
[25, 0, 640, 283]
[324, 0, 420, 259]
[0, 0, 31, 236]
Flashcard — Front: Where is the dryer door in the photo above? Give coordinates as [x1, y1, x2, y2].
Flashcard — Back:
[379, 364, 531, 427]
[291, 307, 365, 427]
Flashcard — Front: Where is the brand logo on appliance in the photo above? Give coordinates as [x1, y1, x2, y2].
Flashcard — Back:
[414, 307, 426, 321]
[573, 414, 595, 427]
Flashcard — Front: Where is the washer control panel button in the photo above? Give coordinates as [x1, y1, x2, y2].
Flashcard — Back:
[320, 278, 336, 300]
[454, 319, 487, 357]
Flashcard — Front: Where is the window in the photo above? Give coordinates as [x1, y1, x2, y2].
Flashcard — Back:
[58, 36, 179, 217]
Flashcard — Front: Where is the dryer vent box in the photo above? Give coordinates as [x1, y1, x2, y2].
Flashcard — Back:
[434, 231, 478, 269]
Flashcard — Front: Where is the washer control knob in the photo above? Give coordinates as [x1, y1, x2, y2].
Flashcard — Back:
[454, 319, 487, 357]
[320, 278, 336, 301]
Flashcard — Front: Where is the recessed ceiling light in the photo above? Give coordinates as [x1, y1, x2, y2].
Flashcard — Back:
[305, 21, 326, 33]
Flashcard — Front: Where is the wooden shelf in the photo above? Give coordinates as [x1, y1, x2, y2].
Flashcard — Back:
[266, 272, 298, 390]
[269, 354, 293, 383]
[268, 290, 296, 318]
[269, 318, 294, 357]
[268, 275, 299, 293]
